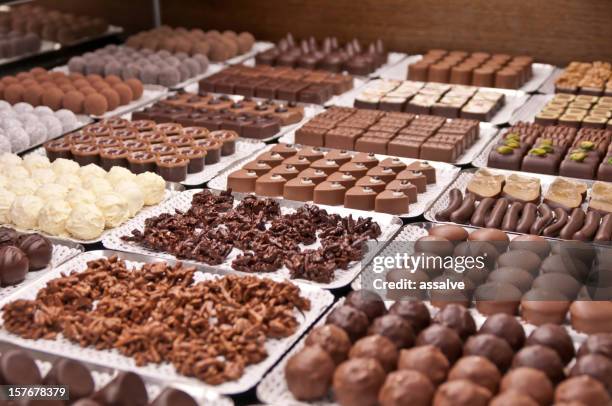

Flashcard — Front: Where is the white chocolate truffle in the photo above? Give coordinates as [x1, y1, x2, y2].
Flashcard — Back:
[58, 173, 82, 190]
[54, 109, 78, 132]
[36, 183, 69, 201]
[0, 174, 6, 188]
[135, 171, 165, 205]
[7, 177, 38, 196]
[30, 168, 57, 185]
[12, 102, 34, 114]
[38, 115, 63, 139]
[23, 154, 51, 172]
[38, 200, 72, 236]
[115, 180, 144, 217]
[7, 165, 30, 180]
[51, 158, 80, 176]
[66, 187, 96, 207]
[106, 166, 137, 186]
[24, 120, 47, 145]
[0, 101, 11, 110]
[96, 192, 129, 228]
[0, 134, 11, 154]
[66, 203, 105, 240]
[7, 126, 30, 152]
[9, 194, 44, 229]
[0, 187, 16, 223]
[79, 163, 107, 180]
[0, 153, 22, 168]
[34, 106, 54, 116]
[84, 177, 113, 197]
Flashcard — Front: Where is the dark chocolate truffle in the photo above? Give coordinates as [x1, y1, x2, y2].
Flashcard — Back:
[345, 289, 386, 321]
[92, 371, 147, 406]
[433, 379, 492, 406]
[555, 375, 610, 406]
[43, 358, 94, 400]
[378, 369, 435, 406]
[570, 353, 612, 393]
[305, 324, 351, 365]
[388, 299, 431, 333]
[398, 345, 449, 385]
[512, 345, 565, 384]
[578, 333, 612, 360]
[17, 234, 52, 271]
[0, 227, 19, 246]
[333, 358, 385, 406]
[0, 350, 42, 385]
[0, 245, 29, 286]
[500, 367, 554, 406]
[433, 304, 476, 340]
[448, 355, 501, 393]
[326, 304, 369, 342]
[463, 333, 514, 372]
[416, 324, 463, 364]
[490, 391, 539, 406]
[479, 313, 525, 351]
[349, 334, 399, 372]
[149, 388, 197, 406]
[285, 345, 335, 401]
[526, 324, 575, 365]
[368, 314, 415, 349]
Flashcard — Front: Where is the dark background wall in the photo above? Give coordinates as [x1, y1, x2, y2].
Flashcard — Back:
[39, 0, 612, 66]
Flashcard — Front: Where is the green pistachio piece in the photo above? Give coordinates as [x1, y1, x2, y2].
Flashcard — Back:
[580, 141, 595, 150]
[539, 139, 553, 146]
[607, 157, 612, 165]
[506, 133, 520, 141]
[529, 148, 547, 156]
[504, 140, 520, 148]
[496, 146, 514, 155]
[539, 144, 554, 153]
[570, 151, 587, 162]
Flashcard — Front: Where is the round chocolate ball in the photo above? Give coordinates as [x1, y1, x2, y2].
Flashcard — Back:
[478, 313, 525, 351]
[509, 235, 550, 258]
[468, 228, 509, 252]
[570, 353, 612, 393]
[453, 240, 499, 271]
[17, 234, 52, 271]
[433, 304, 476, 340]
[41, 87, 64, 110]
[578, 333, 612, 360]
[0, 349, 42, 385]
[526, 324, 574, 365]
[378, 369, 434, 406]
[540, 254, 589, 282]
[112, 83, 133, 105]
[349, 334, 398, 372]
[388, 299, 431, 333]
[345, 289, 386, 321]
[512, 345, 565, 384]
[487, 267, 534, 293]
[415, 235, 454, 257]
[23, 84, 43, 106]
[4, 83, 24, 104]
[464, 333, 514, 372]
[326, 304, 369, 342]
[428, 225, 468, 244]
[500, 367, 553, 406]
[433, 379, 492, 406]
[555, 375, 610, 406]
[84, 93, 108, 115]
[0, 246, 29, 286]
[305, 324, 351, 365]
[448, 355, 501, 393]
[0, 227, 19, 246]
[416, 324, 463, 364]
[497, 250, 542, 276]
[284, 345, 335, 401]
[398, 345, 449, 385]
[490, 391, 538, 406]
[124, 78, 143, 99]
[368, 314, 415, 349]
[333, 358, 385, 406]
[532, 273, 581, 300]
[100, 88, 120, 111]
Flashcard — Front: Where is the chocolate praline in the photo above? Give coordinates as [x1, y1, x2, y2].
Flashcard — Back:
[520, 288, 570, 326]
[326, 304, 369, 342]
[428, 225, 469, 244]
[345, 289, 386, 321]
[508, 234, 551, 258]
[512, 344, 566, 384]
[555, 375, 611, 406]
[489, 391, 539, 406]
[43, 358, 94, 400]
[448, 355, 501, 393]
[526, 324, 575, 365]
[540, 254, 589, 282]
[463, 333, 514, 372]
[378, 369, 435, 406]
[433, 379, 492, 406]
[570, 301, 612, 334]
[149, 388, 198, 406]
[433, 304, 477, 340]
[92, 372, 147, 406]
[416, 324, 463, 364]
[0, 350, 42, 385]
[578, 333, 612, 360]
[487, 267, 534, 293]
[478, 313, 525, 351]
[570, 353, 612, 393]
[349, 334, 399, 372]
[305, 324, 351, 365]
[388, 299, 431, 333]
[468, 228, 510, 252]
[0, 227, 19, 246]
[333, 358, 386, 406]
[285, 345, 335, 401]
[500, 367, 554, 406]
[397, 345, 449, 385]
[0, 246, 29, 286]
[474, 282, 522, 315]
[496, 250, 542, 276]
[532, 273, 581, 300]
[17, 233, 52, 271]
[415, 236, 454, 257]
[368, 314, 415, 349]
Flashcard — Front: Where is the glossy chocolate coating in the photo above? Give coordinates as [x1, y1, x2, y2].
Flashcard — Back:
[570, 353, 612, 393]
[463, 333, 514, 372]
[397, 345, 449, 386]
[92, 371, 148, 406]
[43, 358, 94, 399]
[368, 314, 415, 349]
[479, 313, 525, 351]
[326, 304, 369, 342]
[285, 345, 335, 401]
[0, 246, 29, 286]
[512, 345, 565, 383]
[555, 375, 611, 406]
[526, 324, 575, 365]
[0, 350, 42, 385]
[17, 234, 52, 271]
[416, 324, 463, 364]
[433, 304, 476, 340]
[305, 324, 351, 365]
[388, 299, 431, 333]
[345, 289, 386, 321]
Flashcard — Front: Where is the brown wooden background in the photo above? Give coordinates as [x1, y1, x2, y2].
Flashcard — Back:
[38, 0, 612, 66]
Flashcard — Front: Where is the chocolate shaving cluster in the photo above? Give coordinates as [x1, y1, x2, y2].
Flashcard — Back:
[2, 256, 310, 385]
[122, 190, 382, 283]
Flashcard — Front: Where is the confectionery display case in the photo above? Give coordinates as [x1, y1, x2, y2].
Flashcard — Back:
[0, 0, 611, 404]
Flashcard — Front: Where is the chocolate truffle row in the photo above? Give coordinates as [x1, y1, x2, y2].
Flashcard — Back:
[0, 227, 52, 288]
[121, 189, 381, 283]
[487, 121, 612, 180]
[44, 118, 237, 182]
[255, 33, 387, 75]
[535, 93, 612, 130]
[408, 49, 534, 89]
[2, 254, 311, 385]
[0, 67, 144, 116]
[227, 144, 437, 215]
[131, 91, 304, 140]
[199, 64, 353, 104]
[295, 106, 479, 163]
[283, 286, 612, 405]
[354, 79, 505, 122]
[555, 61, 612, 96]
[0, 345, 198, 405]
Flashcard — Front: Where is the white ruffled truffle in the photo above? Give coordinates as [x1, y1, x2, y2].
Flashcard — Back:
[51, 158, 80, 175]
[0, 187, 16, 223]
[38, 115, 63, 139]
[0, 174, 6, 188]
[12, 102, 34, 114]
[0, 134, 11, 154]
[9, 194, 44, 229]
[7, 126, 30, 152]
[96, 192, 129, 228]
[116, 180, 144, 217]
[83, 177, 113, 197]
[59, 173, 82, 190]
[23, 154, 51, 172]
[38, 200, 72, 236]
[17, 113, 39, 125]
[79, 163, 107, 179]
[106, 166, 136, 186]
[135, 171, 165, 205]
[23, 119, 47, 145]
[0, 153, 23, 168]
[7, 177, 38, 196]
[30, 168, 57, 185]
[66, 188, 96, 207]
[36, 183, 69, 201]
[1, 117, 22, 130]
[54, 109, 78, 132]
[7, 165, 30, 180]
[66, 203, 105, 240]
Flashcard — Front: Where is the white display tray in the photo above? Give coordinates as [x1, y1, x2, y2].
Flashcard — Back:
[537, 67, 565, 94]
[225, 41, 276, 65]
[508, 94, 553, 125]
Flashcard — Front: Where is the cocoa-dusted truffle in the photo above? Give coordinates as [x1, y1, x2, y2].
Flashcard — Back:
[17, 233, 52, 270]
[41, 87, 63, 110]
[333, 358, 385, 406]
[416, 324, 463, 364]
[285, 345, 335, 401]
[305, 324, 351, 365]
[501, 367, 554, 406]
[345, 289, 386, 321]
[463, 333, 514, 372]
[84, 93, 108, 115]
[378, 369, 435, 406]
[448, 355, 501, 393]
[0, 246, 29, 286]
[388, 299, 431, 333]
[62, 90, 85, 113]
[578, 333, 612, 360]
[479, 313, 525, 351]
[125, 78, 144, 99]
[326, 304, 369, 342]
[398, 345, 449, 385]
[555, 375, 610, 406]
[433, 379, 492, 406]
[512, 345, 565, 384]
[433, 304, 476, 340]
[526, 324, 575, 365]
[368, 314, 415, 349]
[349, 334, 398, 372]
[490, 391, 538, 406]
[570, 353, 612, 393]
[112, 83, 133, 105]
